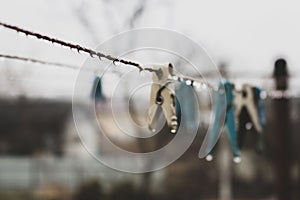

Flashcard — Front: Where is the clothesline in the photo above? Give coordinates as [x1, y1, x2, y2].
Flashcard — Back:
[0, 22, 145, 71]
[0, 54, 79, 70]
[0, 53, 122, 76]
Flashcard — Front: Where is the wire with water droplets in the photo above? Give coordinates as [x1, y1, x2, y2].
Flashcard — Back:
[0, 21, 146, 72]
[0, 54, 78, 70]
[0, 53, 124, 77]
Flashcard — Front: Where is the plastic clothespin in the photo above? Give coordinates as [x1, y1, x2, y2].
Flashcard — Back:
[147, 64, 178, 134]
[206, 80, 241, 163]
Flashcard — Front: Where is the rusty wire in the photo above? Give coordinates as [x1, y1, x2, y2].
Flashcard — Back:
[0, 22, 146, 72]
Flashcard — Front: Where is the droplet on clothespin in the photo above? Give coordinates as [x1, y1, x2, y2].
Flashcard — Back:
[206, 154, 213, 162]
[245, 122, 253, 130]
[260, 91, 267, 99]
[170, 117, 178, 134]
[233, 156, 242, 164]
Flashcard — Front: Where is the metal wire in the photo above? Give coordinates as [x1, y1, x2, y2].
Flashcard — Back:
[0, 53, 125, 77]
[0, 54, 78, 70]
[0, 22, 145, 72]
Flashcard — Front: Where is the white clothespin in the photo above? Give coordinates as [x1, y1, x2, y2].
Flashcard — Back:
[234, 84, 263, 134]
[147, 64, 178, 134]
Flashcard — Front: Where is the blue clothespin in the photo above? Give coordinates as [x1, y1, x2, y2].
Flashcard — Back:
[206, 80, 241, 163]
[175, 82, 199, 131]
[91, 76, 105, 101]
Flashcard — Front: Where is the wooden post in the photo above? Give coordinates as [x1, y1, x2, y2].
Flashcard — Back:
[219, 135, 232, 200]
[273, 58, 292, 200]
[218, 62, 232, 200]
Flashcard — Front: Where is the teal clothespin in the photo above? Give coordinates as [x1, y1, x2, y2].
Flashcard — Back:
[206, 80, 241, 163]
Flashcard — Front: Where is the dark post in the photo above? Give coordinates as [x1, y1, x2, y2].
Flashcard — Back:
[273, 58, 291, 200]
[217, 62, 232, 200]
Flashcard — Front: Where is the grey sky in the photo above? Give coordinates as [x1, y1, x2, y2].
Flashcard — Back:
[0, 0, 299, 99]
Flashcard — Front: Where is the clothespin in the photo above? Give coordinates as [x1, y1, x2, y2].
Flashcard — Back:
[92, 76, 105, 102]
[147, 64, 178, 134]
[256, 88, 266, 126]
[234, 84, 263, 133]
[175, 82, 199, 131]
[206, 80, 241, 163]
[234, 84, 265, 153]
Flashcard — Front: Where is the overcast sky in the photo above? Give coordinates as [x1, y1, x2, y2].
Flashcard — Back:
[1, 0, 299, 99]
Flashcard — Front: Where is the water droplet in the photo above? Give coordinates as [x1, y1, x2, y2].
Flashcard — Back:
[113, 60, 121, 66]
[260, 91, 267, 99]
[192, 82, 201, 89]
[206, 154, 213, 162]
[185, 80, 192, 86]
[245, 122, 252, 130]
[233, 156, 241, 164]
